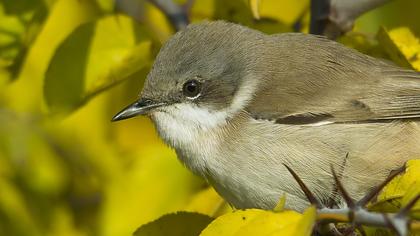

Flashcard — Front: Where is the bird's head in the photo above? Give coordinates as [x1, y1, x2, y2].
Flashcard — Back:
[112, 21, 262, 147]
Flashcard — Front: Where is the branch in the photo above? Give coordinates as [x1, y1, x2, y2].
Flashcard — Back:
[317, 207, 420, 234]
[310, 0, 392, 39]
[285, 163, 420, 235]
[147, 0, 190, 31]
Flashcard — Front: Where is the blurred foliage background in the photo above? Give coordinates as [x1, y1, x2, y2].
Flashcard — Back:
[0, 0, 419, 235]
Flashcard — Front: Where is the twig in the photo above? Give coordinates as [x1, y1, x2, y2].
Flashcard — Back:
[310, 0, 392, 39]
[317, 207, 420, 234]
[286, 163, 419, 235]
[147, 0, 189, 30]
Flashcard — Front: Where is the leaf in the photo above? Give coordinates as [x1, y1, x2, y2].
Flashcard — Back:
[2, 0, 101, 112]
[370, 160, 420, 217]
[377, 27, 420, 71]
[141, 1, 175, 43]
[44, 14, 153, 114]
[248, 0, 261, 20]
[0, 111, 72, 235]
[184, 187, 231, 217]
[338, 33, 388, 59]
[244, 0, 308, 25]
[292, 207, 316, 236]
[256, 0, 309, 26]
[99, 146, 205, 236]
[0, 0, 48, 80]
[133, 212, 213, 236]
[354, 0, 420, 35]
[273, 194, 286, 212]
[200, 208, 315, 236]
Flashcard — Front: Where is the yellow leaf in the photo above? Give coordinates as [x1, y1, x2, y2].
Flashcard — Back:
[184, 187, 231, 217]
[190, 0, 293, 34]
[377, 27, 420, 71]
[200, 209, 264, 236]
[189, 0, 216, 23]
[99, 147, 204, 236]
[258, 0, 309, 26]
[0, 178, 40, 235]
[291, 207, 316, 236]
[141, 1, 174, 43]
[402, 183, 420, 218]
[48, 206, 86, 236]
[248, 0, 261, 20]
[273, 194, 286, 212]
[370, 160, 420, 216]
[200, 208, 315, 236]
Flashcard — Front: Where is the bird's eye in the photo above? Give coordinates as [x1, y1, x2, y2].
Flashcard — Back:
[182, 79, 201, 98]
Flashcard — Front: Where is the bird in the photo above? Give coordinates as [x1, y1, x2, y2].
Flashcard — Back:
[112, 20, 420, 212]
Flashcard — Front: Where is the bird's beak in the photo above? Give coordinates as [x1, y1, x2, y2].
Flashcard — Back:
[111, 98, 165, 122]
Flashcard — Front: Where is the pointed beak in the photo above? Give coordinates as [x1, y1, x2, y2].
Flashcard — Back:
[111, 98, 165, 122]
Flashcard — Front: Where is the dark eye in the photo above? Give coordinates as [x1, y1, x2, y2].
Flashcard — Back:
[182, 79, 201, 98]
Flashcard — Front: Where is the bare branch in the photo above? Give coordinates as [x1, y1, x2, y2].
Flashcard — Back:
[288, 162, 417, 235]
[148, 0, 189, 30]
[310, 0, 392, 39]
[318, 208, 420, 233]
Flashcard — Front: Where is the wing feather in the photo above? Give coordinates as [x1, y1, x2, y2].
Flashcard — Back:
[245, 33, 420, 124]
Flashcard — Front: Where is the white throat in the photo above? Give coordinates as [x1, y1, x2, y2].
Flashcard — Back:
[151, 103, 229, 148]
[150, 76, 259, 149]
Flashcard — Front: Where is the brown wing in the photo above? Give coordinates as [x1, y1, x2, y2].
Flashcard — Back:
[245, 33, 420, 124]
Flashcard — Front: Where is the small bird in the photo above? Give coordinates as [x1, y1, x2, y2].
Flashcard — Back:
[112, 21, 420, 212]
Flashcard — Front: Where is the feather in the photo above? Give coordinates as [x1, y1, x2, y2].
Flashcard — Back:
[245, 33, 420, 124]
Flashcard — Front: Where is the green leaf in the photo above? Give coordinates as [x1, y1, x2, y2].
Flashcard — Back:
[355, 1, 420, 35]
[338, 33, 388, 59]
[44, 14, 153, 114]
[133, 212, 213, 236]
